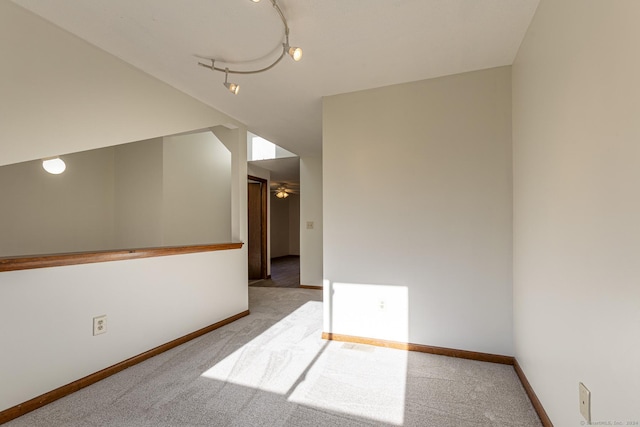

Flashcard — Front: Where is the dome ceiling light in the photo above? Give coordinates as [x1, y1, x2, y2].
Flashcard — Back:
[42, 157, 66, 175]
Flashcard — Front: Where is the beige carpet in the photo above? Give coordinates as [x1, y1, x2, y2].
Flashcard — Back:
[5, 288, 541, 426]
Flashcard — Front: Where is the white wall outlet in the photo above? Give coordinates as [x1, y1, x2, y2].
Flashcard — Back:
[579, 382, 591, 423]
[306, 221, 314, 230]
[378, 300, 386, 311]
[93, 315, 107, 336]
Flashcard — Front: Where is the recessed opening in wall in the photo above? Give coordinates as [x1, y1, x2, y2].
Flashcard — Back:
[0, 128, 233, 258]
[251, 137, 276, 161]
[248, 134, 297, 161]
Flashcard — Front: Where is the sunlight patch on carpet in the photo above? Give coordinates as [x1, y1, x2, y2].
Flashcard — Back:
[201, 298, 408, 425]
[288, 341, 407, 425]
[201, 301, 324, 394]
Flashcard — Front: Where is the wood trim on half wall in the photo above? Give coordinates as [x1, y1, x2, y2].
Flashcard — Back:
[0, 242, 243, 273]
[0, 310, 250, 425]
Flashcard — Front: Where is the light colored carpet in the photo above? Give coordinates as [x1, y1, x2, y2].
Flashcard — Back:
[5, 288, 541, 426]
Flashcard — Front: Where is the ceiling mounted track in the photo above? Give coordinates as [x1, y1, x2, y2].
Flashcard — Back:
[197, 0, 303, 94]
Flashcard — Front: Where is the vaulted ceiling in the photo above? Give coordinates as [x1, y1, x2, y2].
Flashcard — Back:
[13, 0, 539, 157]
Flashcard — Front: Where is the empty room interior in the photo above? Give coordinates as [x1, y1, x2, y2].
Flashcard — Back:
[1, 1, 638, 426]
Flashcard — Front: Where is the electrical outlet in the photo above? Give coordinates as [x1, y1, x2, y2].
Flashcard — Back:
[579, 382, 591, 424]
[378, 300, 385, 311]
[306, 221, 314, 230]
[93, 315, 107, 336]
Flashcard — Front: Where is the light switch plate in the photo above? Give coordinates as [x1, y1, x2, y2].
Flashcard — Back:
[579, 382, 591, 423]
[306, 221, 314, 230]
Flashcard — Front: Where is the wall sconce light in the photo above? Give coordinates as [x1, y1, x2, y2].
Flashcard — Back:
[42, 157, 66, 174]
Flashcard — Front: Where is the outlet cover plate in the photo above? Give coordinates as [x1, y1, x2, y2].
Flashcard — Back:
[93, 315, 107, 336]
[579, 382, 591, 423]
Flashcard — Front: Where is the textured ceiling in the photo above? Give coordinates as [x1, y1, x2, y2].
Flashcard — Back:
[12, 0, 539, 157]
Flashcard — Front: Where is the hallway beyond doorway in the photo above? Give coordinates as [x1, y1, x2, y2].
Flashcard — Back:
[249, 255, 300, 288]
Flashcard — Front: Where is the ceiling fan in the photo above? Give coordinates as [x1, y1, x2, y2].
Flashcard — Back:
[272, 182, 299, 199]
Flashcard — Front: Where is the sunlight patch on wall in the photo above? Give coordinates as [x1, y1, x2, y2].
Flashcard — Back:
[323, 281, 409, 343]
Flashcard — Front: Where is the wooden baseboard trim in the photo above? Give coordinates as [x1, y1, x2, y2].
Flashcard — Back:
[514, 359, 553, 426]
[321, 332, 514, 365]
[299, 285, 322, 290]
[0, 310, 250, 425]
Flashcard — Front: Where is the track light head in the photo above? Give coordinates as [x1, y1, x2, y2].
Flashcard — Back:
[223, 69, 240, 95]
[287, 46, 303, 62]
[224, 81, 240, 95]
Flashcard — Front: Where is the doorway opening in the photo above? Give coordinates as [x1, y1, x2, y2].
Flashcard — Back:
[247, 132, 301, 288]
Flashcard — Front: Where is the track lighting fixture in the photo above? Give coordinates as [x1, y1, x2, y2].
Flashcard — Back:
[197, 0, 303, 94]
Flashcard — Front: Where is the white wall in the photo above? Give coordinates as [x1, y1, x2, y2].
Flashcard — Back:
[512, 1, 640, 424]
[0, 1, 233, 167]
[270, 193, 291, 258]
[0, 2, 248, 413]
[0, 251, 247, 411]
[288, 194, 300, 256]
[300, 157, 323, 287]
[0, 133, 232, 256]
[270, 194, 301, 258]
[162, 131, 231, 245]
[323, 67, 513, 354]
[114, 138, 164, 249]
[213, 126, 248, 245]
[0, 147, 117, 257]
